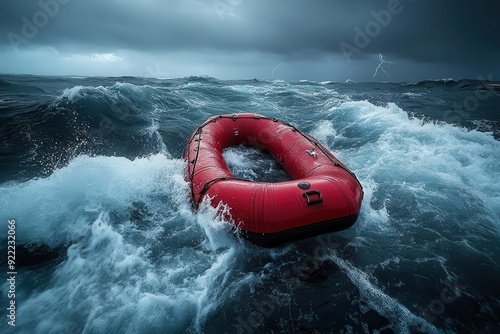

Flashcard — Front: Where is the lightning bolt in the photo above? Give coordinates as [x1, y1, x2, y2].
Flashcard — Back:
[373, 54, 394, 78]
[272, 63, 281, 79]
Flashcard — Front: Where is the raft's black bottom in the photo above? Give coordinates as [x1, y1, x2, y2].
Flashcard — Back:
[241, 214, 359, 247]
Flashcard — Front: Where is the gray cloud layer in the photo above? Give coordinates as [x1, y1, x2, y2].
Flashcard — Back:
[1, 0, 499, 80]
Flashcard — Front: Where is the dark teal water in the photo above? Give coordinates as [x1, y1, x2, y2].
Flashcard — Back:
[1, 75, 499, 333]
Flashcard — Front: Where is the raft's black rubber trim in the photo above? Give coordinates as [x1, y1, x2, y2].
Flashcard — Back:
[239, 214, 359, 247]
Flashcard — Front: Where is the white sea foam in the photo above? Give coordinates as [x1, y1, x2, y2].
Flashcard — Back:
[329, 252, 441, 334]
[309, 120, 342, 144]
[402, 92, 423, 97]
[1, 152, 242, 332]
[59, 85, 87, 101]
[16, 210, 239, 333]
[223, 147, 259, 180]
[56, 82, 150, 103]
[319, 100, 500, 228]
[0, 154, 183, 246]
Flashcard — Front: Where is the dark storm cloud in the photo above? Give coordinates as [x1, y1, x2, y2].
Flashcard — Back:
[1, 0, 499, 78]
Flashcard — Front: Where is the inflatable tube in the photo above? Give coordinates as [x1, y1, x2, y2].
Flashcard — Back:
[184, 113, 363, 246]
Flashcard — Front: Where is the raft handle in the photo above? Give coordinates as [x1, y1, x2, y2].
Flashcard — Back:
[303, 190, 323, 205]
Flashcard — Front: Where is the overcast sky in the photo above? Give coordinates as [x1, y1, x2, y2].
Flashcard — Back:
[1, 0, 499, 82]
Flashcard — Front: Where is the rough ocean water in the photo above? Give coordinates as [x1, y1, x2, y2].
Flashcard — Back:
[0, 74, 499, 333]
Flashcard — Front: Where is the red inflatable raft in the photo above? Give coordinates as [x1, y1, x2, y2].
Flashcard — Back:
[184, 113, 363, 246]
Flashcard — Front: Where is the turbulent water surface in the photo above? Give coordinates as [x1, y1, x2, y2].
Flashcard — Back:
[1, 75, 499, 333]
